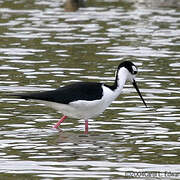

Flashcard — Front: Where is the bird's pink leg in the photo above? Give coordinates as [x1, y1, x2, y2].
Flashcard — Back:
[85, 120, 88, 134]
[53, 115, 67, 128]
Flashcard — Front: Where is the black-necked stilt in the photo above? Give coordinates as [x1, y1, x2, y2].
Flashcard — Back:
[11, 61, 147, 134]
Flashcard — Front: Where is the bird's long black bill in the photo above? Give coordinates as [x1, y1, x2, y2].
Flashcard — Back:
[132, 79, 147, 108]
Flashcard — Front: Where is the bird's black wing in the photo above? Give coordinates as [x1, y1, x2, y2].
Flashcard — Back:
[12, 82, 103, 104]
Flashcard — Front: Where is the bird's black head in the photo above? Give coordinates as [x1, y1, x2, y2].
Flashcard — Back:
[116, 61, 147, 108]
[118, 61, 138, 75]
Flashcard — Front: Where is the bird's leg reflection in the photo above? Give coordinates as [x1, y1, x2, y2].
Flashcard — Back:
[85, 120, 88, 134]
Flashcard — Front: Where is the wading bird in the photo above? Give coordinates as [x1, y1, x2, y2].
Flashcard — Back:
[12, 61, 147, 134]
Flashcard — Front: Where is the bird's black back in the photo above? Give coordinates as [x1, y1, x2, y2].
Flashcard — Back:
[15, 82, 103, 104]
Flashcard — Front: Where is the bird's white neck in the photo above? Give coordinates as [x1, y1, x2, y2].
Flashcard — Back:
[113, 67, 130, 97]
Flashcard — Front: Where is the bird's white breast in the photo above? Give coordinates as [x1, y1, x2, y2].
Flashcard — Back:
[68, 85, 116, 119]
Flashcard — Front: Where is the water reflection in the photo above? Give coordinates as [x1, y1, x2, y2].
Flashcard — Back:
[134, 0, 180, 8]
[0, 0, 180, 179]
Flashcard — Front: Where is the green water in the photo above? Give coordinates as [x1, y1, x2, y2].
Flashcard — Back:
[0, 0, 180, 179]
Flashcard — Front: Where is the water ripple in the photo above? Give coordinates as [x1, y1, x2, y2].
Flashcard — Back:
[0, 0, 180, 179]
